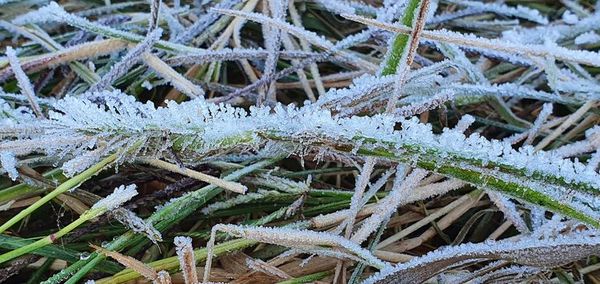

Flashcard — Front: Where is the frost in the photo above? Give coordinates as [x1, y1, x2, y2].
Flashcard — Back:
[201, 190, 281, 214]
[447, 83, 572, 104]
[364, 233, 600, 283]
[344, 14, 600, 67]
[453, 114, 475, 133]
[91, 184, 138, 211]
[0, 151, 18, 181]
[3, 1, 600, 282]
[562, 10, 579, 25]
[574, 31, 600, 45]
[141, 81, 153, 90]
[207, 224, 387, 269]
[112, 208, 163, 243]
[260, 0, 286, 103]
[5, 47, 43, 118]
[351, 168, 428, 243]
[174, 0, 240, 44]
[395, 90, 454, 117]
[487, 191, 529, 233]
[3, 94, 599, 211]
[89, 28, 163, 92]
[524, 103, 553, 145]
[212, 9, 334, 51]
[445, 0, 549, 24]
[174, 236, 198, 284]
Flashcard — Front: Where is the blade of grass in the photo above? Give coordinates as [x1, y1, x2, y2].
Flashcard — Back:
[0, 153, 117, 234]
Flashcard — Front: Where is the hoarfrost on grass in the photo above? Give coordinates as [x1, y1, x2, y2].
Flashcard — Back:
[0, 151, 18, 181]
[91, 184, 138, 211]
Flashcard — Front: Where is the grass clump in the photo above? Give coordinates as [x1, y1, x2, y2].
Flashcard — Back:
[1, 0, 600, 283]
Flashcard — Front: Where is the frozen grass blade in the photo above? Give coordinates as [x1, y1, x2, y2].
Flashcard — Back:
[5, 47, 43, 118]
[1, 2, 600, 283]
[365, 234, 600, 283]
[173, 236, 198, 284]
[89, 28, 163, 92]
[342, 13, 600, 67]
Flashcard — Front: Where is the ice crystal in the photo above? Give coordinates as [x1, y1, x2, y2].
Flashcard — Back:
[351, 168, 427, 243]
[562, 10, 579, 25]
[91, 184, 138, 211]
[112, 208, 163, 243]
[174, 236, 198, 284]
[365, 234, 600, 283]
[0, 151, 18, 181]
[3, 94, 599, 209]
[446, 0, 549, 24]
[575, 31, 600, 45]
[3, 1, 600, 282]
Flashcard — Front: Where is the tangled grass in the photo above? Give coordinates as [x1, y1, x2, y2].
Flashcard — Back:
[0, 0, 600, 283]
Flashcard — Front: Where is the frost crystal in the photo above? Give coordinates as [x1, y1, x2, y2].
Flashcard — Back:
[562, 10, 579, 25]
[364, 234, 600, 283]
[91, 184, 138, 211]
[3, 95, 599, 215]
[0, 151, 18, 181]
[174, 236, 198, 284]
[574, 31, 600, 45]
[112, 209, 163, 243]
[446, 0, 549, 24]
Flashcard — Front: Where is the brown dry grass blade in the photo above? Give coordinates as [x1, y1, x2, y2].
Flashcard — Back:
[90, 244, 172, 283]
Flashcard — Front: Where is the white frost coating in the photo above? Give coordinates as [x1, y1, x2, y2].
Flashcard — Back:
[141, 81, 153, 90]
[344, 14, 600, 67]
[91, 184, 138, 211]
[396, 91, 454, 117]
[364, 233, 600, 284]
[446, 0, 549, 24]
[446, 83, 570, 104]
[313, 0, 355, 15]
[487, 191, 529, 233]
[502, 12, 600, 45]
[5, 47, 43, 118]
[210, 224, 388, 269]
[562, 10, 579, 25]
[574, 31, 600, 45]
[89, 28, 163, 92]
[5, 93, 600, 193]
[211, 8, 334, 50]
[112, 209, 163, 243]
[0, 151, 18, 181]
[201, 190, 280, 214]
[453, 114, 475, 133]
[174, 236, 198, 284]
[524, 103, 553, 145]
[0, 97, 35, 128]
[351, 168, 428, 243]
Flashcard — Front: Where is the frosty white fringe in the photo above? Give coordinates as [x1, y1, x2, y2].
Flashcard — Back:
[364, 233, 600, 283]
[3, 93, 600, 226]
